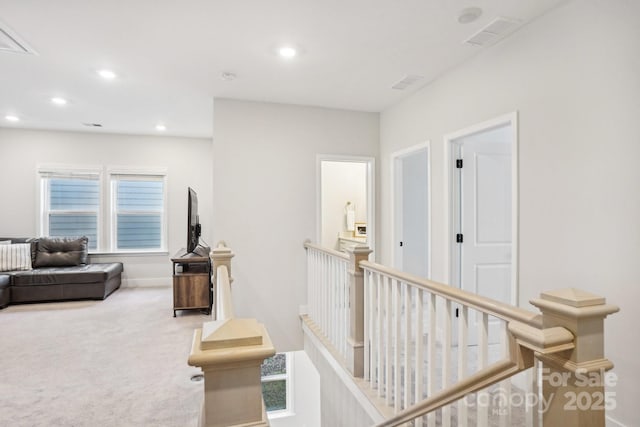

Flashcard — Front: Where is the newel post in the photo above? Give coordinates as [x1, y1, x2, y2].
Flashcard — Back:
[210, 242, 234, 319]
[530, 288, 619, 427]
[211, 241, 234, 284]
[346, 245, 372, 378]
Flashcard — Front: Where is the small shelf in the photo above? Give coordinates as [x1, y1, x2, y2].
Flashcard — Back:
[171, 248, 211, 317]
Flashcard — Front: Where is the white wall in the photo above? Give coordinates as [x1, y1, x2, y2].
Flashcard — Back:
[212, 98, 379, 351]
[320, 161, 367, 249]
[379, 1, 640, 425]
[0, 127, 213, 287]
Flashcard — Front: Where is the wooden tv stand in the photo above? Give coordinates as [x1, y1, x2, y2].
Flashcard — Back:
[171, 247, 211, 317]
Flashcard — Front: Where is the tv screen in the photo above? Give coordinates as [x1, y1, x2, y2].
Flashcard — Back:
[187, 187, 201, 253]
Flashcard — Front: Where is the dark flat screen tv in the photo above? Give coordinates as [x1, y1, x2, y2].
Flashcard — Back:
[187, 187, 201, 253]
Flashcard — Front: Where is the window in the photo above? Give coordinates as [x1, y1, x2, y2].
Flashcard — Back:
[40, 172, 101, 250]
[38, 166, 167, 253]
[261, 353, 292, 414]
[111, 175, 165, 251]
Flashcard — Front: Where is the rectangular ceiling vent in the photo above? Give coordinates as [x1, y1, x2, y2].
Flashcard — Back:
[464, 17, 521, 47]
[391, 74, 424, 90]
[0, 21, 37, 55]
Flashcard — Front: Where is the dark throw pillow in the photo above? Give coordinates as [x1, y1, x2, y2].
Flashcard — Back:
[34, 236, 89, 267]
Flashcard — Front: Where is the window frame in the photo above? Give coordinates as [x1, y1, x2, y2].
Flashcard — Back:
[38, 165, 103, 250]
[37, 165, 168, 255]
[109, 170, 168, 253]
[261, 352, 294, 418]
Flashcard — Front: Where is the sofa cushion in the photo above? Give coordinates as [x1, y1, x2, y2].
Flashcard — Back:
[11, 263, 124, 286]
[0, 243, 33, 272]
[34, 236, 88, 268]
[0, 274, 10, 289]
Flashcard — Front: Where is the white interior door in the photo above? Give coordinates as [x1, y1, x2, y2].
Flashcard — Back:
[393, 147, 429, 278]
[454, 124, 513, 343]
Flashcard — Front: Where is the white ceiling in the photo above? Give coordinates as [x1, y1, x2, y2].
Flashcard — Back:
[0, 0, 568, 138]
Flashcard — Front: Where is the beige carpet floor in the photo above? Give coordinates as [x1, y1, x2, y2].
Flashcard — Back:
[0, 287, 210, 427]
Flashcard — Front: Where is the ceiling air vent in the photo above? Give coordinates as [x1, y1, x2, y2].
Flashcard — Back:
[391, 74, 424, 91]
[0, 21, 37, 55]
[464, 17, 521, 47]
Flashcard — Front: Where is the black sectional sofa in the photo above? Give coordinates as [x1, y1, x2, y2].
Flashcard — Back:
[0, 236, 123, 309]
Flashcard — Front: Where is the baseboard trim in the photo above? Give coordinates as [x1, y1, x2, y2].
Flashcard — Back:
[121, 277, 172, 288]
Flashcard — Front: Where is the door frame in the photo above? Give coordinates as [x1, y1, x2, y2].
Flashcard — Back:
[443, 112, 519, 305]
[316, 155, 376, 258]
[390, 141, 431, 278]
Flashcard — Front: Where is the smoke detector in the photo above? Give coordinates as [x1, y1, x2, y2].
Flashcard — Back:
[0, 21, 37, 55]
[464, 17, 521, 47]
[458, 7, 483, 24]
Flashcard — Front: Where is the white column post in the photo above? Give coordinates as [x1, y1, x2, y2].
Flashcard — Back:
[530, 288, 619, 427]
[345, 245, 372, 378]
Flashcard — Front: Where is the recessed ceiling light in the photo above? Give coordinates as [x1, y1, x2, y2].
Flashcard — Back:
[97, 69, 117, 80]
[458, 7, 483, 24]
[5, 115, 20, 122]
[156, 124, 166, 131]
[278, 45, 297, 58]
[51, 97, 68, 106]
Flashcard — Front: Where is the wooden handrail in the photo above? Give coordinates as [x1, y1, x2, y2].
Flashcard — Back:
[304, 240, 350, 261]
[216, 265, 234, 321]
[360, 260, 542, 328]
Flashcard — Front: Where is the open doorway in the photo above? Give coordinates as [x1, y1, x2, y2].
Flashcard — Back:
[317, 156, 375, 256]
[391, 143, 430, 278]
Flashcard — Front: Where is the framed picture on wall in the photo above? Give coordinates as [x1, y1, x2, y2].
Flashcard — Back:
[354, 222, 367, 238]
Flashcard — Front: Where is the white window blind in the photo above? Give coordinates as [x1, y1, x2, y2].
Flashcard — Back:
[40, 172, 100, 250]
[39, 167, 167, 253]
[111, 175, 165, 251]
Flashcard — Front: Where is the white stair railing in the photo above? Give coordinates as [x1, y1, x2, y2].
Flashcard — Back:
[302, 241, 619, 427]
[305, 241, 351, 361]
[361, 262, 562, 427]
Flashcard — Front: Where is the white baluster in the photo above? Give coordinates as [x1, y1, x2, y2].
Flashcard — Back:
[368, 270, 376, 386]
[403, 282, 411, 411]
[385, 275, 392, 405]
[499, 321, 511, 427]
[394, 279, 401, 412]
[478, 312, 489, 427]
[344, 260, 349, 358]
[364, 269, 370, 381]
[427, 293, 436, 427]
[414, 288, 424, 427]
[329, 256, 334, 348]
[376, 272, 383, 396]
[528, 358, 541, 427]
[458, 305, 469, 427]
[442, 299, 452, 427]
